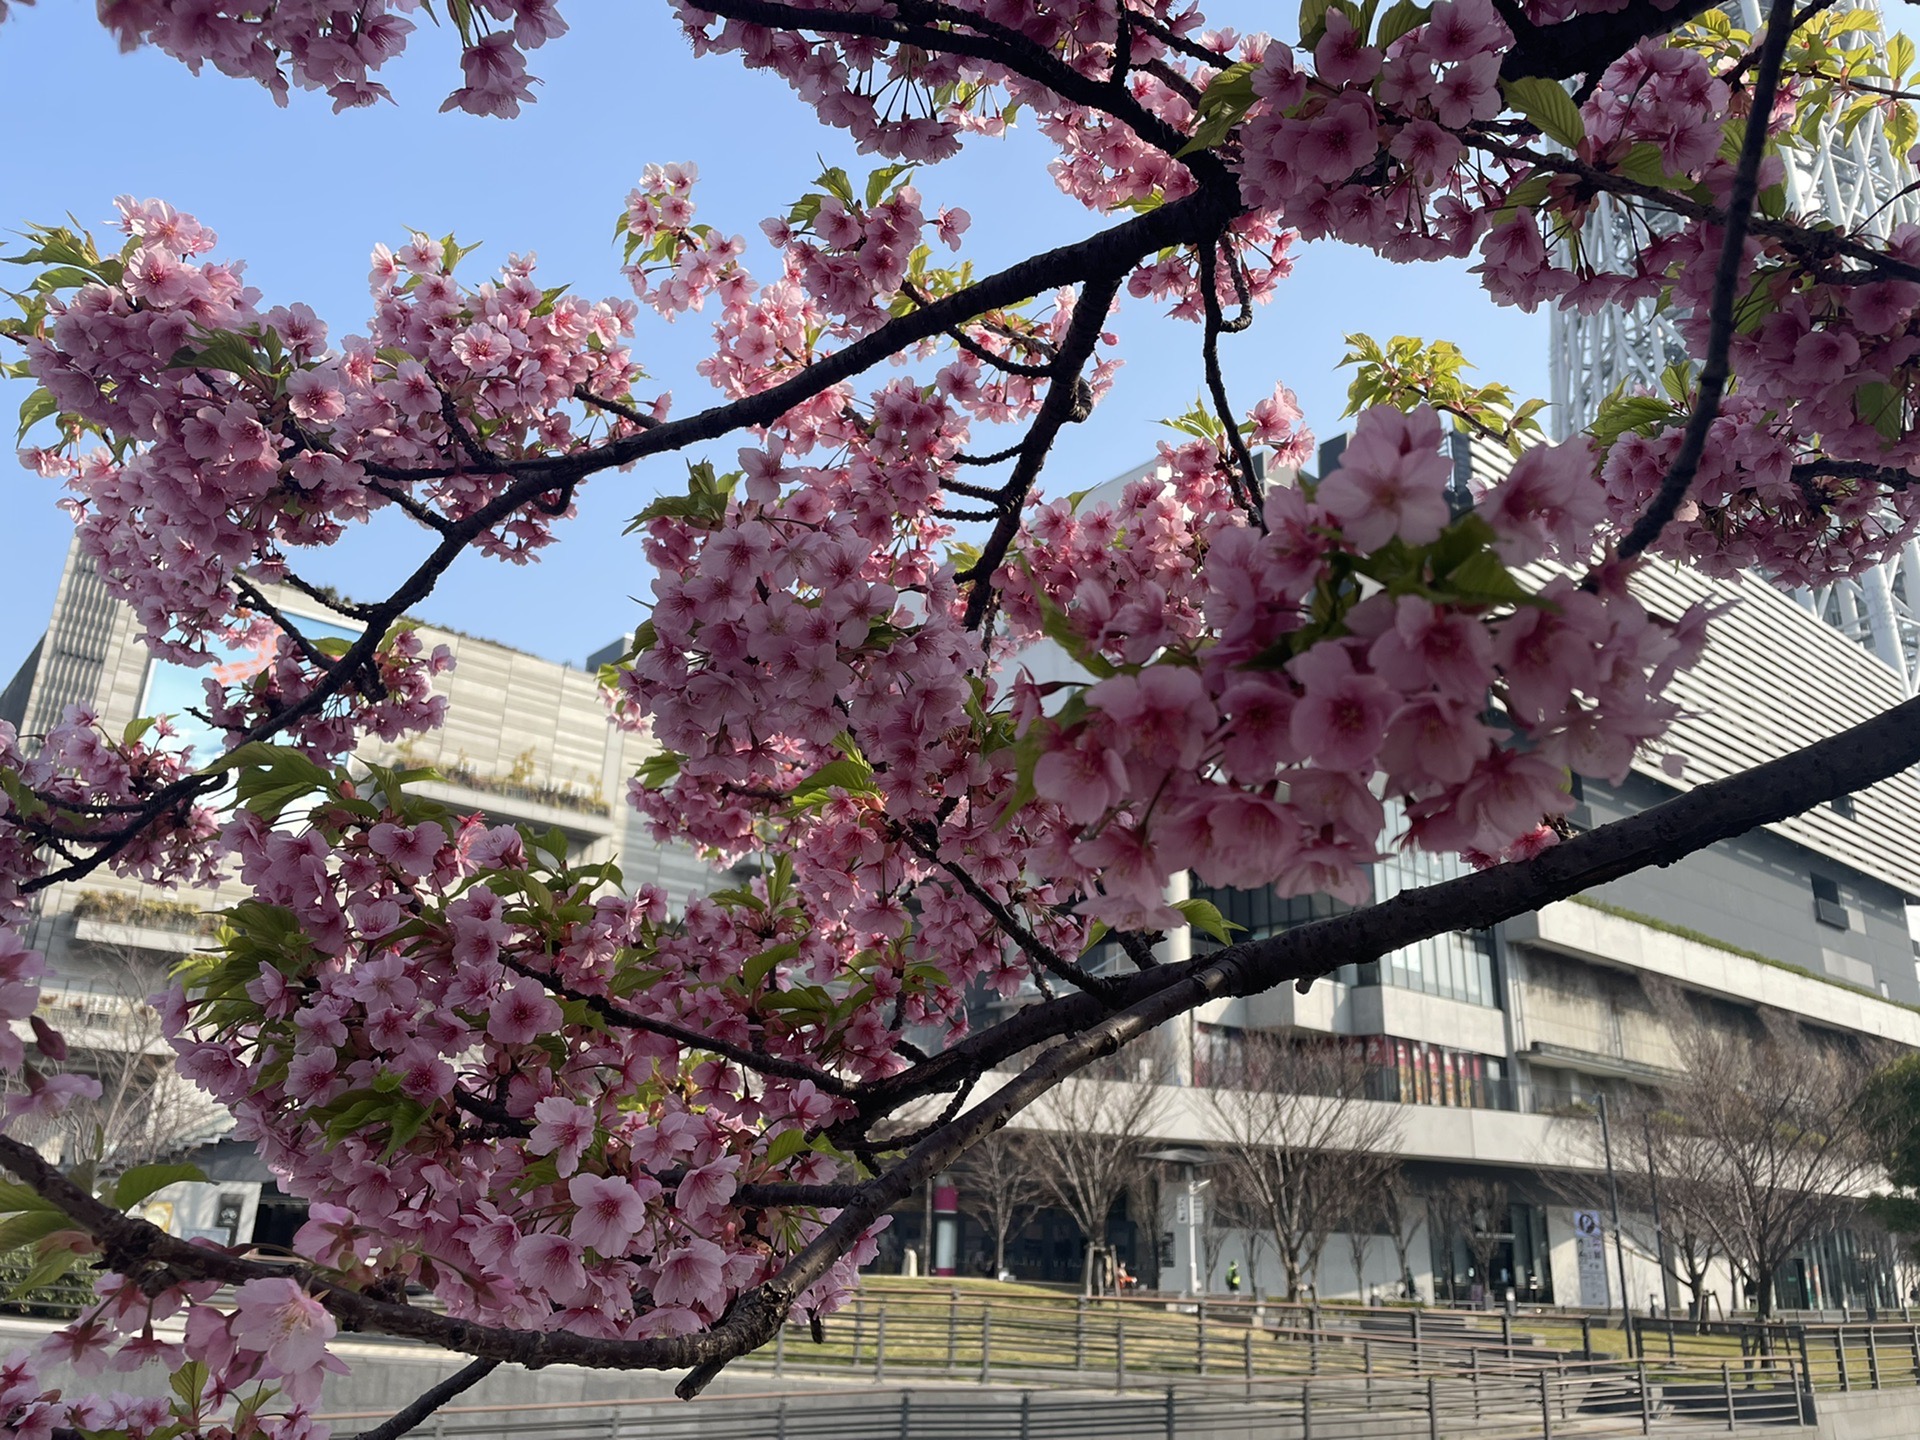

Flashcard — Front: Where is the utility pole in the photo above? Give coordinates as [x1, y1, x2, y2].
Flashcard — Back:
[1598, 1093, 1635, 1356]
[1641, 1111, 1674, 1337]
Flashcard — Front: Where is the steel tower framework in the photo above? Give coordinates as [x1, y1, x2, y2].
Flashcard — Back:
[1547, 0, 1920, 689]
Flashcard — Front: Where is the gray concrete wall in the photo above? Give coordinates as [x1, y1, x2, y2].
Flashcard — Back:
[1812, 1384, 1920, 1439]
[1583, 772, 1918, 1005]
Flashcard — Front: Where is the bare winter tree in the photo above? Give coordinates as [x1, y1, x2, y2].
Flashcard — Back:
[1026, 1070, 1168, 1295]
[1426, 1177, 1509, 1306]
[954, 1128, 1049, 1278]
[1204, 1034, 1402, 1301]
[7, 944, 226, 1174]
[1378, 1176, 1426, 1302]
[1659, 1008, 1884, 1318]
[1342, 1164, 1404, 1302]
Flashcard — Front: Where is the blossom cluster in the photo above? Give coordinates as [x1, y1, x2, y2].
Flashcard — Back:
[23, 199, 638, 671]
[1000, 406, 1705, 926]
[0, 0, 567, 115]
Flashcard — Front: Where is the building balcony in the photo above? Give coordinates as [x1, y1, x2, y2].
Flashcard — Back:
[1506, 900, 1920, 1046]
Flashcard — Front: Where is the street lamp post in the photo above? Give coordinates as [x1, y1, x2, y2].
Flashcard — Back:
[1598, 1093, 1635, 1355]
[1146, 1147, 1220, 1297]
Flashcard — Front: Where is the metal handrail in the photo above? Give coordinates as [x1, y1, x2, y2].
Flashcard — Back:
[317, 1356, 1814, 1440]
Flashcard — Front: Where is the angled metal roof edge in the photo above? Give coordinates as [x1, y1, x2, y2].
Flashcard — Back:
[1622, 562, 1920, 900]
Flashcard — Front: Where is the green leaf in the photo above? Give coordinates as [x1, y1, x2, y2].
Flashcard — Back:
[0, 1208, 75, 1253]
[1612, 142, 1681, 187]
[1491, 172, 1554, 223]
[1174, 897, 1241, 946]
[1589, 392, 1681, 446]
[1502, 77, 1586, 149]
[1080, 920, 1111, 956]
[1032, 587, 1118, 679]
[1890, 102, 1919, 161]
[1857, 379, 1906, 442]
[1177, 59, 1260, 157]
[788, 756, 880, 807]
[114, 1163, 207, 1211]
[1374, 0, 1429, 48]
[624, 462, 738, 533]
[0, 1180, 57, 1214]
[9, 1243, 83, 1299]
[167, 329, 259, 377]
[742, 940, 802, 990]
[1891, 31, 1916, 83]
[16, 387, 57, 443]
[1442, 550, 1534, 605]
[763, 1126, 813, 1165]
[636, 750, 684, 791]
[817, 165, 855, 204]
[864, 164, 915, 207]
[171, 1361, 210, 1409]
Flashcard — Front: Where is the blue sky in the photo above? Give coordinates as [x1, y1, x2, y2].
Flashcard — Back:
[0, 3, 1545, 677]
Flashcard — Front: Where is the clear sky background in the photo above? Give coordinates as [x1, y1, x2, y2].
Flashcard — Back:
[0, 3, 1546, 679]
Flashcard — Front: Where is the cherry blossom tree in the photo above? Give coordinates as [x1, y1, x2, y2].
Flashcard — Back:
[4, 0, 1920, 1434]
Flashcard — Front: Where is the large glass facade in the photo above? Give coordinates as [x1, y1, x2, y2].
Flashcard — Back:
[1191, 815, 1498, 1009]
[1359, 800, 1499, 1007]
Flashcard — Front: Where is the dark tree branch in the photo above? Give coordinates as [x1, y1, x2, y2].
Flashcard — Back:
[901, 280, 1055, 378]
[691, 0, 1205, 165]
[897, 823, 1120, 1001]
[365, 479, 459, 536]
[21, 188, 1234, 897]
[854, 681, 1920, 1127]
[953, 442, 1027, 469]
[1500, 0, 1720, 79]
[1197, 236, 1264, 523]
[493, 952, 855, 1097]
[1792, 458, 1917, 491]
[227, 576, 332, 673]
[342, 1359, 500, 1440]
[274, 571, 381, 623]
[959, 265, 1128, 628]
[1466, 131, 1920, 288]
[1722, 0, 1843, 84]
[1618, 0, 1797, 561]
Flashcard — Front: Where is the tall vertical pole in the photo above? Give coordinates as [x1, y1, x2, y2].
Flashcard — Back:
[1184, 1166, 1203, 1295]
[921, 1178, 936, 1278]
[1642, 1112, 1675, 1356]
[1600, 1094, 1635, 1355]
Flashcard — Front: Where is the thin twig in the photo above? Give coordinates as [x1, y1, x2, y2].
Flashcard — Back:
[343, 1360, 501, 1440]
[493, 952, 856, 1097]
[574, 384, 661, 429]
[1196, 237, 1265, 526]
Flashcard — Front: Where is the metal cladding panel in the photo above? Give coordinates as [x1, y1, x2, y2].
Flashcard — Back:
[1624, 561, 1920, 898]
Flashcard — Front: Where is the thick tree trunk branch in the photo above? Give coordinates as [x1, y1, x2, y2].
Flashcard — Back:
[9, 681, 1920, 1394]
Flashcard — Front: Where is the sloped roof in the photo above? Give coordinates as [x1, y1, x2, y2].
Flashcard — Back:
[1627, 562, 1920, 898]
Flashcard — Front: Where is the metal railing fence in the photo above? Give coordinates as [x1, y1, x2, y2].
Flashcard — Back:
[322, 1357, 1814, 1440]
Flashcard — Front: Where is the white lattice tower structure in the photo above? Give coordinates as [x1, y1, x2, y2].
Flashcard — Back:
[1548, 0, 1920, 690]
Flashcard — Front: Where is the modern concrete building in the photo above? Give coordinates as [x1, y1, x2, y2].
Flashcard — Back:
[0, 539, 722, 1230]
